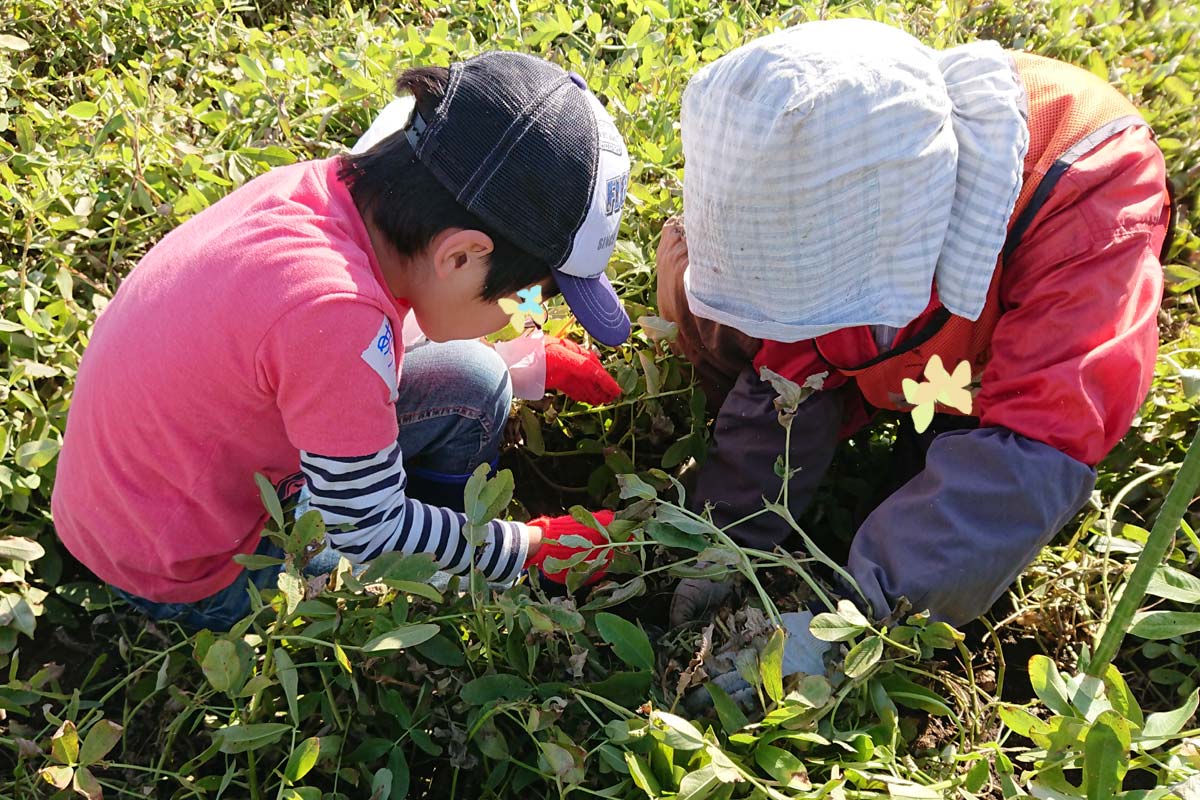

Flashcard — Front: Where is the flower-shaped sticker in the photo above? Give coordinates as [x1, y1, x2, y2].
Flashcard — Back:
[498, 286, 548, 331]
[901, 355, 973, 433]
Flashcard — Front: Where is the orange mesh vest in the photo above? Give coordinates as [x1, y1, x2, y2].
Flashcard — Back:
[814, 53, 1148, 414]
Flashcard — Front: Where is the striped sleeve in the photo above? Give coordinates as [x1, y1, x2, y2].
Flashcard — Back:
[299, 442, 528, 584]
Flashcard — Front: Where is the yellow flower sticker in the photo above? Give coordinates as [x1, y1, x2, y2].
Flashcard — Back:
[498, 286, 548, 331]
[901, 355, 973, 433]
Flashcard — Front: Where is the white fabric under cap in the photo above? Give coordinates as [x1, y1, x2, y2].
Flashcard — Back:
[681, 19, 1028, 342]
[351, 95, 416, 156]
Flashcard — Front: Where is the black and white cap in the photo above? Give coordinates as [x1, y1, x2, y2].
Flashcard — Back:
[353, 52, 632, 346]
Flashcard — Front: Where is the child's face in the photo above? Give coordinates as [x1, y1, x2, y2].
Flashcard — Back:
[405, 229, 540, 342]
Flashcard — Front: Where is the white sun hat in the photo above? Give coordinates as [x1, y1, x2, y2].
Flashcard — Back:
[680, 19, 1028, 342]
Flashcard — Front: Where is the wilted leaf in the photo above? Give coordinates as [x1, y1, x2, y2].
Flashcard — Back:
[0, 536, 45, 562]
[50, 721, 80, 766]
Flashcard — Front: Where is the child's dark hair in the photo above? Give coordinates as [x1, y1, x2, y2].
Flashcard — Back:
[338, 67, 555, 302]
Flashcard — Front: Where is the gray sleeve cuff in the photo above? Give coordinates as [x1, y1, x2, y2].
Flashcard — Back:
[847, 427, 1096, 626]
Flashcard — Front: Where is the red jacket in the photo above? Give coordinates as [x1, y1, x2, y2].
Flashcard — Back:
[755, 55, 1171, 467]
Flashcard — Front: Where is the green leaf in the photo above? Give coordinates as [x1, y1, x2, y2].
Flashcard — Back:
[463, 465, 514, 525]
[0, 536, 45, 562]
[334, 642, 352, 674]
[713, 18, 740, 51]
[760, 627, 785, 704]
[201, 640, 248, 695]
[808, 612, 866, 642]
[706, 682, 749, 734]
[284, 737, 320, 783]
[1100, 665, 1143, 728]
[626, 16, 653, 45]
[653, 505, 714, 536]
[235, 53, 266, 82]
[414, 634, 467, 667]
[362, 623, 441, 653]
[1146, 565, 1200, 603]
[371, 766, 393, 800]
[595, 612, 654, 671]
[460, 674, 532, 705]
[617, 473, 657, 501]
[843, 635, 883, 679]
[65, 102, 99, 120]
[644, 521, 707, 552]
[254, 473, 285, 530]
[232, 554, 285, 570]
[359, 552, 439, 584]
[15, 440, 59, 470]
[997, 704, 1051, 743]
[1128, 610, 1200, 639]
[78, 720, 123, 767]
[291, 510, 326, 549]
[754, 744, 811, 791]
[1141, 688, 1199, 741]
[626, 753, 661, 797]
[1083, 711, 1130, 800]
[965, 758, 990, 792]
[216, 723, 292, 754]
[648, 711, 706, 751]
[518, 406, 544, 456]
[878, 674, 954, 717]
[677, 763, 722, 800]
[274, 649, 301, 725]
[387, 747, 410, 800]
[1028, 655, 1074, 717]
[584, 670, 652, 702]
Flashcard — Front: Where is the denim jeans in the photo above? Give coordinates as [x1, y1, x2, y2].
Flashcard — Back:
[116, 338, 514, 631]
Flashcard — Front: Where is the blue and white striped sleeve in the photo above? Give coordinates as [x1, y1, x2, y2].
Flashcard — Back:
[299, 442, 528, 584]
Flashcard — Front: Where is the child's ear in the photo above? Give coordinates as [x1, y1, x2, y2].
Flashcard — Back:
[431, 229, 494, 278]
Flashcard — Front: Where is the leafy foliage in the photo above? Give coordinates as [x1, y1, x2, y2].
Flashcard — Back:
[2, 0, 1199, 798]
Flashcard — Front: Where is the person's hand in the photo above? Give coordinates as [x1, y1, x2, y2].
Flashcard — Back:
[524, 510, 616, 584]
[683, 610, 832, 715]
[655, 216, 689, 274]
[669, 571, 734, 628]
[543, 337, 621, 405]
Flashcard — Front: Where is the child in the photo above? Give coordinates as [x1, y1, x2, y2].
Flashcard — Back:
[52, 52, 631, 631]
[657, 20, 1171, 709]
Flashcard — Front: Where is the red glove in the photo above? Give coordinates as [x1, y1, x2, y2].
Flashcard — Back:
[543, 337, 621, 405]
[525, 510, 616, 585]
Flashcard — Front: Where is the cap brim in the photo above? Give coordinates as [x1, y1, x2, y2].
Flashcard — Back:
[555, 271, 630, 347]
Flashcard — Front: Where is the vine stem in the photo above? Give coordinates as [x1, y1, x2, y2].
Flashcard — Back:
[1088, 425, 1200, 677]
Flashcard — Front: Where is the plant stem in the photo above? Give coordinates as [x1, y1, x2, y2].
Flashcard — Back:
[1088, 425, 1200, 677]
